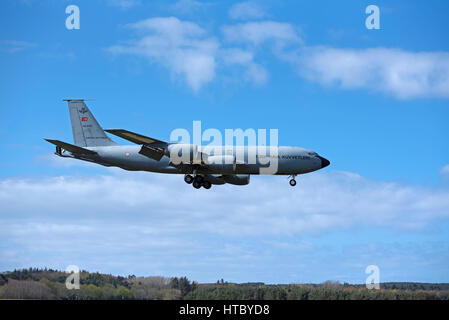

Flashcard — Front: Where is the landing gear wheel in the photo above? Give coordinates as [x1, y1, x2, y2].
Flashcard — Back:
[289, 179, 297, 187]
[192, 181, 202, 189]
[202, 181, 211, 189]
[184, 174, 194, 184]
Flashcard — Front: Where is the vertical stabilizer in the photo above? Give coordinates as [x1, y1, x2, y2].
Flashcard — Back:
[65, 99, 117, 147]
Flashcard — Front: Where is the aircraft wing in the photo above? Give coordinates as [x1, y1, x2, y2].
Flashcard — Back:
[105, 129, 168, 161]
[104, 129, 212, 166]
[44, 139, 97, 155]
[104, 129, 166, 146]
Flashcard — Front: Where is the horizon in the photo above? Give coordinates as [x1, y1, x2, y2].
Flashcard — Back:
[3, 267, 449, 286]
[1, 0, 448, 284]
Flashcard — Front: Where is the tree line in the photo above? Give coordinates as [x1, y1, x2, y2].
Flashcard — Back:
[0, 268, 448, 300]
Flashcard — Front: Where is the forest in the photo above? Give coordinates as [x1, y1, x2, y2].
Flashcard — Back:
[0, 268, 448, 300]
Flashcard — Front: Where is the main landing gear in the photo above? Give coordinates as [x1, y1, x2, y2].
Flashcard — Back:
[289, 175, 297, 187]
[184, 174, 194, 184]
[184, 174, 211, 189]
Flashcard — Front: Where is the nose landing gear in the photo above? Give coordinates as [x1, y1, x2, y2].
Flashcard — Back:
[289, 175, 297, 187]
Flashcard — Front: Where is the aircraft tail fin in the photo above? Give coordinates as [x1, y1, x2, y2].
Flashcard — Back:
[65, 99, 118, 147]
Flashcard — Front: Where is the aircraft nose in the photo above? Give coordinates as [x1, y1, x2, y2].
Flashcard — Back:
[317, 156, 330, 168]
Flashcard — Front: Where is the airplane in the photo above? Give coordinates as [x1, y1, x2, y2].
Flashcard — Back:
[45, 99, 330, 189]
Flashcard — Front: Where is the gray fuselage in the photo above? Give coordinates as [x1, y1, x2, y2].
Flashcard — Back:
[65, 145, 329, 175]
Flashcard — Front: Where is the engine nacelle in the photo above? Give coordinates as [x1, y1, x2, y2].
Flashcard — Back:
[222, 174, 250, 185]
[205, 155, 236, 173]
[167, 144, 199, 164]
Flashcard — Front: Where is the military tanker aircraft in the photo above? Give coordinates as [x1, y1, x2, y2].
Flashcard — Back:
[45, 100, 330, 189]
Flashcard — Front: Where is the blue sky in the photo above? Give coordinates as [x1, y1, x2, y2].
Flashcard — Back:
[1, 0, 448, 284]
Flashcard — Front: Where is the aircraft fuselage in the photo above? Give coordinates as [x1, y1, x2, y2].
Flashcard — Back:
[61, 145, 329, 175]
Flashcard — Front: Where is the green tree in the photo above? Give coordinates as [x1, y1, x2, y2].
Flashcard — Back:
[115, 285, 132, 300]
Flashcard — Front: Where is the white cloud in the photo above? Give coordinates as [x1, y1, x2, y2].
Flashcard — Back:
[221, 48, 268, 85]
[107, 18, 286, 89]
[10, 223, 93, 236]
[244, 62, 268, 84]
[219, 21, 301, 85]
[106, 16, 449, 99]
[171, 0, 209, 14]
[107, 0, 141, 9]
[297, 47, 449, 99]
[0, 40, 36, 53]
[222, 21, 302, 47]
[441, 164, 449, 176]
[107, 17, 218, 91]
[2, 171, 449, 282]
[221, 48, 254, 65]
[229, 1, 266, 20]
[1, 170, 448, 236]
[219, 21, 302, 85]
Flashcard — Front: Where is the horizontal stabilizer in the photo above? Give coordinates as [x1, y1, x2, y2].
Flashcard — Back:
[105, 129, 166, 146]
[45, 139, 97, 155]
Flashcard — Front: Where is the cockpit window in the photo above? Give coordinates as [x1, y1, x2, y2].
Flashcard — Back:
[308, 151, 318, 156]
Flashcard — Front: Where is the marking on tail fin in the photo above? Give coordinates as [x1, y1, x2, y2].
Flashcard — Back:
[65, 99, 118, 147]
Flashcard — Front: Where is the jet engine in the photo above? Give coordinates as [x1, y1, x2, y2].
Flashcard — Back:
[222, 174, 250, 185]
[205, 155, 236, 173]
[167, 144, 202, 164]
